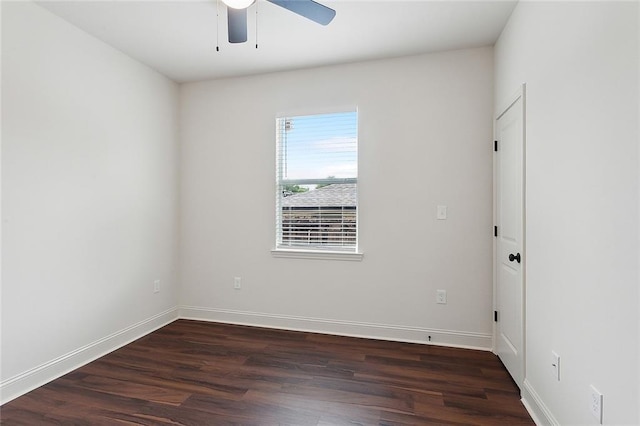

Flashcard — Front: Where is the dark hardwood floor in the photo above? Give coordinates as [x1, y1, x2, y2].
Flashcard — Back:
[1, 320, 534, 425]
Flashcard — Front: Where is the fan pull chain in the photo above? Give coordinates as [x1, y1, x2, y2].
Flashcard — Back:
[255, 2, 259, 49]
[216, 0, 220, 52]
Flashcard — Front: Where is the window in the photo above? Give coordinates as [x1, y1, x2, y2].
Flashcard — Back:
[275, 110, 358, 254]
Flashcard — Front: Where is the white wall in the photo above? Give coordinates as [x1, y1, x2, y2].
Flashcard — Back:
[0, 0, 4, 390]
[179, 47, 495, 348]
[1, 2, 180, 403]
[495, 2, 639, 424]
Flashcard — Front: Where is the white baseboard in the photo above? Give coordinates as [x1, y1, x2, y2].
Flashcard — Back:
[521, 378, 559, 426]
[179, 306, 493, 351]
[0, 307, 179, 405]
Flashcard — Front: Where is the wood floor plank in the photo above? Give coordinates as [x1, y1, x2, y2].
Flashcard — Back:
[72, 375, 192, 406]
[181, 391, 321, 425]
[1, 320, 534, 425]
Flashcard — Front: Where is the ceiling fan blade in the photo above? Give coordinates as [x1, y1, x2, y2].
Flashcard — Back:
[227, 7, 248, 43]
[266, 0, 336, 25]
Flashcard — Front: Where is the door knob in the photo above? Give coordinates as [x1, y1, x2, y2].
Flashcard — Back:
[508, 253, 521, 263]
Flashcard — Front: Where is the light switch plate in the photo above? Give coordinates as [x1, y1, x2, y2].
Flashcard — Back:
[551, 351, 560, 381]
[437, 205, 447, 220]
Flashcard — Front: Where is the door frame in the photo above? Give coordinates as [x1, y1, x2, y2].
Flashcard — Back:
[493, 83, 526, 387]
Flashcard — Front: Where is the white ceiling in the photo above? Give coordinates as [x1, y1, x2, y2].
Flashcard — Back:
[36, 0, 517, 83]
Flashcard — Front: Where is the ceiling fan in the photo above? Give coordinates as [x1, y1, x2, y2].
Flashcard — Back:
[221, 0, 336, 44]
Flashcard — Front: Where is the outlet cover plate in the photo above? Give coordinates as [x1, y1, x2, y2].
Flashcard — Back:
[436, 289, 447, 304]
[590, 385, 603, 424]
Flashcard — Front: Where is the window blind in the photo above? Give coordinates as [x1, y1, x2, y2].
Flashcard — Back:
[276, 111, 358, 252]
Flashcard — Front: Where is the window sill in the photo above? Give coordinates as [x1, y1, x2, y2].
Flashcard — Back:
[271, 249, 364, 261]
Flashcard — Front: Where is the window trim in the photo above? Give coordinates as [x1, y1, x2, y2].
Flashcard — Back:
[274, 110, 360, 255]
[271, 248, 364, 261]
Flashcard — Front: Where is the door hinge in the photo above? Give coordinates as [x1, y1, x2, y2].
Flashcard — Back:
[494, 311, 498, 322]
[494, 140, 498, 152]
[494, 226, 498, 237]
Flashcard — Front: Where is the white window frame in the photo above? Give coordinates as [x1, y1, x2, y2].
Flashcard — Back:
[272, 109, 363, 261]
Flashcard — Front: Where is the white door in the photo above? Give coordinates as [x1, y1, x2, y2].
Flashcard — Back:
[495, 86, 525, 388]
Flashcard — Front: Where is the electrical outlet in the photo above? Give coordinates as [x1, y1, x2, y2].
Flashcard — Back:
[590, 385, 603, 424]
[551, 351, 560, 381]
[234, 277, 241, 290]
[153, 280, 160, 293]
[436, 289, 447, 304]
